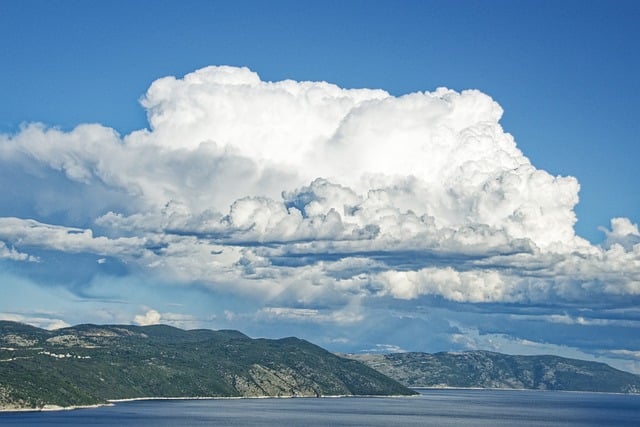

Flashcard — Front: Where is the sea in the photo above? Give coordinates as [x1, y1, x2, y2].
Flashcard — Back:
[1, 389, 639, 426]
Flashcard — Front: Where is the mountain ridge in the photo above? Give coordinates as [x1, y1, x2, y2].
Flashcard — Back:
[0, 321, 414, 410]
[346, 350, 640, 393]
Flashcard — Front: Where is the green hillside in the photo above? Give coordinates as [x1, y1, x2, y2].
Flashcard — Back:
[0, 321, 414, 410]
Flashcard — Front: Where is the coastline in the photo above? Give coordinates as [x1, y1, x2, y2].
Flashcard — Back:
[106, 393, 415, 403]
[2, 389, 638, 413]
[0, 393, 415, 413]
[0, 403, 112, 413]
[411, 386, 640, 396]
[5, 386, 640, 414]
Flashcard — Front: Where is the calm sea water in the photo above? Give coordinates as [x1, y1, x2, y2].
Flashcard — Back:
[1, 389, 639, 426]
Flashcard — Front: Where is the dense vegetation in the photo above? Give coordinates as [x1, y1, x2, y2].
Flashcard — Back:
[0, 321, 414, 410]
[347, 351, 640, 393]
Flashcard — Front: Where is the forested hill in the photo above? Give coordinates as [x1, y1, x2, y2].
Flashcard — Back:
[0, 321, 414, 410]
[347, 351, 640, 393]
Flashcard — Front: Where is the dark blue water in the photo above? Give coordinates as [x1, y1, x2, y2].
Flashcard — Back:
[1, 389, 639, 426]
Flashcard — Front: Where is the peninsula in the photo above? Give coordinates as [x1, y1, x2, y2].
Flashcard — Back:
[0, 321, 414, 410]
[347, 351, 640, 393]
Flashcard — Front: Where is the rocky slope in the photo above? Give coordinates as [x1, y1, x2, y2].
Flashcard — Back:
[0, 321, 414, 410]
[346, 351, 640, 393]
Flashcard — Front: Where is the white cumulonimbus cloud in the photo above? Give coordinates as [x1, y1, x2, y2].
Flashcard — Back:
[0, 65, 638, 308]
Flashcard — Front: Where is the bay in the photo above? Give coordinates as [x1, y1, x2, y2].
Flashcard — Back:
[1, 389, 639, 426]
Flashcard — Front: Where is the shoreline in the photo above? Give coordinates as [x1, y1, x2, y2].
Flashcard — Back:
[411, 386, 640, 395]
[0, 393, 408, 413]
[3, 388, 637, 413]
[0, 403, 112, 413]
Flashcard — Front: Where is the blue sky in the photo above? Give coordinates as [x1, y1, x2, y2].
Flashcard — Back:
[1, 1, 640, 373]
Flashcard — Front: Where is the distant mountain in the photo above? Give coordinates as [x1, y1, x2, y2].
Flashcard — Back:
[0, 321, 414, 410]
[346, 351, 640, 393]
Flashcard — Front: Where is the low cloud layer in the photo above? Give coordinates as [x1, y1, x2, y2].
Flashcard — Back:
[1, 66, 639, 369]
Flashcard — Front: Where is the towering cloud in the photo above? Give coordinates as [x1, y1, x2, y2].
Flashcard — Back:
[0, 66, 638, 310]
[124, 66, 583, 250]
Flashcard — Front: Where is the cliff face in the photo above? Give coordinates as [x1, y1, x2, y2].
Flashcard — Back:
[347, 351, 640, 393]
[0, 321, 414, 410]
